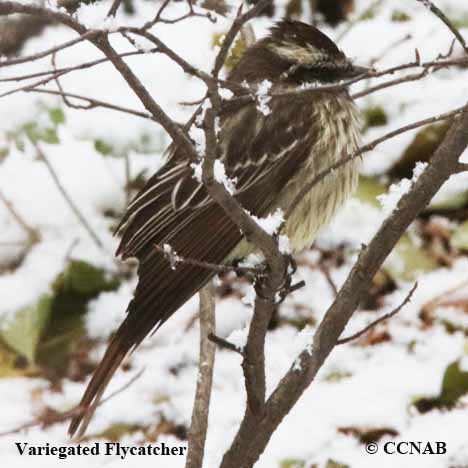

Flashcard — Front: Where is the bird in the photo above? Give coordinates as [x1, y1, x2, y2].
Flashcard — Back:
[69, 19, 366, 437]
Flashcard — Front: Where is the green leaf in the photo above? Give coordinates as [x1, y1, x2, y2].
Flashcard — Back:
[324, 370, 352, 382]
[389, 123, 449, 180]
[14, 135, 25, 152]
[414, 359, 468, 413]
[354, 176, 388, 208]
[53, 260, 119, 297]
[391, 10, 411, 21]
[212, 33, 246, 71]
[363, 106, 388, 129]
[22, 122, 59, 145]
[430, 191, 468, 211]
[40, 128, 59, 144]
[91, 423, 143, 442]
[37, 261, 117, 373]
[23, 122, 39, 142]
[285, 0, 302, 18]
[94, 139, 114, 156]
[279, 459, 306, 468]
[452, 13, 468, 29]
[34, 260, 121, 374]
[439, 360, 468, 407]
[48, 108, 65, 126]
[385, 235, 437, 281]
[0, 295, 52, 364]
[325, 460, 350, 468]
[451, 221, 468, 252]
[0, 341, 25, 378]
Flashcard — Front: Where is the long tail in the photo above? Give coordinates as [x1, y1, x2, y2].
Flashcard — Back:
[68, 203, 242, 438]
[68, 336, 126, 438]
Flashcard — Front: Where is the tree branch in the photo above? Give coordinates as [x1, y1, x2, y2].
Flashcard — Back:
[186, 282, 216, 468]
[220, 105, 468, 468]
[336, 282, 417, 345]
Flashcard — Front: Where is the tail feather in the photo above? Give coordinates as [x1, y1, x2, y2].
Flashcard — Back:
[68, 337, 126, 438]
[68, 205, 242, 437]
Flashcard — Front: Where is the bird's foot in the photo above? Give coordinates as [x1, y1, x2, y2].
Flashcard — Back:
[276, 255, 304, 304]
[253, 254, 304, 304]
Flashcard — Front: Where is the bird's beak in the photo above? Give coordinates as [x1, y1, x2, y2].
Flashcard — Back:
[347, 64, 374, 78]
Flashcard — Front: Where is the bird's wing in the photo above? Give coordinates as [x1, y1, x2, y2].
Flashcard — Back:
[69, 97, 320, 438]
[162, 94, 320, 213]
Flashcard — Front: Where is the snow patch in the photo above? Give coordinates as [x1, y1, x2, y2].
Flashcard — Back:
[256, 79, 273, 116]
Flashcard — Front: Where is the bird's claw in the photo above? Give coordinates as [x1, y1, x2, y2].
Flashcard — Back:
[252, 255, 304, 303]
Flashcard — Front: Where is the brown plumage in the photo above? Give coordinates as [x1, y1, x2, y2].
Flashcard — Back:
[69, 19, 364, 437]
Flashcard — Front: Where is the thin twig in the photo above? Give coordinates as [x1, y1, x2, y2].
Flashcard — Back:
[32, 141, 106, 251]
[352, 47, 465, 99]
[336, 0, 384, 43]
[208, 333, 244, 356]
[421, 278, 468, 314]
[337, 282, 417, 344]
[142, 0, 214, 30]
[0, 68, 69, 99]
[51, 52, 79, 110]
[370, 34, 413, 66]
[0, 189, 40, 242]
[319, 264, 338, 297]
[212, 0, 272, 77]
[0, 30, 98, 68]
[186, 283, 216, 468]
[25, 88, 155, 122]
[221, 71, 374, 111]
[143, 0, 171, 29]
[353, 69, 430, 99]
[107, 0, 123, 17]
[0, 49, 157, 84]
[124, 152, 131, 206]
[0, 368, 144, 437]
[124, 28, 216, 85]
[0, 241, 30, 246]
[221, 55, 468, 109]
[416, 0, 468, 55]
[153, 243, 263, 276]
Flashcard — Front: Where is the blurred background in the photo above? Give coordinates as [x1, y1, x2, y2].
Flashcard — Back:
[0, 0, 468, 467]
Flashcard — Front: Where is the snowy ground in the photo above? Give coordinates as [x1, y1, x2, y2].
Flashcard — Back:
[1, 0, 468, 467]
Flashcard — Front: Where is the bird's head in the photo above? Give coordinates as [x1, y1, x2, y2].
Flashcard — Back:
[229, 19, 369, 86]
